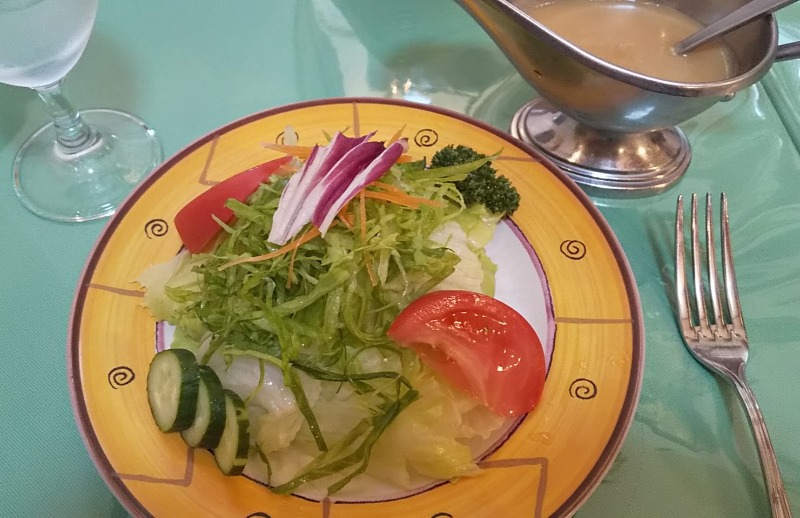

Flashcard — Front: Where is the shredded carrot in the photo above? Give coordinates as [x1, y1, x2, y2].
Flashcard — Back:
[337, 203, 354, 229]
[395, 154, 415, 163]
[359, 190, 368, 242]
[386, 125, 412, 162]
[274, 161, 299, 176]
[369, 181, 406, 195]
[337, 202, 350, 218]
[363, 190, 446, 209]
[219, 227, 321, 269]
[387, 125, 406, 144]
[261, 142, 314, 159]
[338, 212, 354, 228]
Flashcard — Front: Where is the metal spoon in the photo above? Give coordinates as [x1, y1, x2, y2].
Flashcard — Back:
[674, 0, 797, 55]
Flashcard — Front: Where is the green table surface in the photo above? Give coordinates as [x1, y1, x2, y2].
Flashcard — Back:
[1, 1, 798, 516]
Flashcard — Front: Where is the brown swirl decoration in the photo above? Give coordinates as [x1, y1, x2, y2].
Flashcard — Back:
[569, 378, 598, 400]
[246, 513, 271, 518]
[414, 128, 439, 147]
[432, 514, 454, 518]
[560, 239, 586, 260]
[108, 366, 135, 389]
[144, 219, 168, 239]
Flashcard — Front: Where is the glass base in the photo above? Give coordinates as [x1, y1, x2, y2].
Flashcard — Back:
[13, 108, 163, 222]
[510, 98, 691, 196]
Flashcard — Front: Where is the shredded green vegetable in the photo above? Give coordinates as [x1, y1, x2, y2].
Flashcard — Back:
[155, 157, 503, 494]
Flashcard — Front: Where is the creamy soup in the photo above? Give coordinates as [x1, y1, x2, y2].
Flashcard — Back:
[517, 0, 735, 82]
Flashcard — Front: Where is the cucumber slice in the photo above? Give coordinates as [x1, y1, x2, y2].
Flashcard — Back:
[213, 389, 250, 476]
[146, 349, 200, 432]
[180, 365, 227, 449]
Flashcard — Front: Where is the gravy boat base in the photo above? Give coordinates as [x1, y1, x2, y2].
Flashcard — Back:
[511, 98, 691, 195]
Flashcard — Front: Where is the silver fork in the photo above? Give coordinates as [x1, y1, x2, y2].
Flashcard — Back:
[675, 193, 792, 518]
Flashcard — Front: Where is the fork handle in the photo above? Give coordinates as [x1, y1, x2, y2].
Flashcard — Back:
[730, 372, 794, 517]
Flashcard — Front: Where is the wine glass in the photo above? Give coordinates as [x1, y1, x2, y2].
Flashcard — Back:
[1, 0, 162, 222]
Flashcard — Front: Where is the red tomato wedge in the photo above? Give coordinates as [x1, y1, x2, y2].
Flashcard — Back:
[174, 156, 293, 253]
[387, 290, 546, 417]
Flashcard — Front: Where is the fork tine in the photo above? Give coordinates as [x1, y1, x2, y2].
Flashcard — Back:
[691, 194, 712, 338]
[675, 195, 694, 336]
[720, 193, 747, 337]
[705, 193, 726, 336]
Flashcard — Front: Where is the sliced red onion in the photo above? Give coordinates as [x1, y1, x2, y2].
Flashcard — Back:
[281, 141, 386, 242]
[267, 132, 406, 245]
[306, 141, 383, 210]
[268, 132, 371, 244]
[314, 139, 408, 235]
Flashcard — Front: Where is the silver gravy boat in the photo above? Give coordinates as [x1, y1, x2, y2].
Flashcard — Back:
[456, 0, 800, 194]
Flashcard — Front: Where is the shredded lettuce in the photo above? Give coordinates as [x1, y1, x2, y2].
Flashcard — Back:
[139, 153, 509, 496]
[138, 251, 206, 349]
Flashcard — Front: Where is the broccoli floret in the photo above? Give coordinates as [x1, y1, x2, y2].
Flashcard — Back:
[430, 144, 495, 177]
[457, 168, 520, 215]
[430, 144, 520, 216]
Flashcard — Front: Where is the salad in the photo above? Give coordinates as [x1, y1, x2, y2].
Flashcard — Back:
[139, 129, 546, 498]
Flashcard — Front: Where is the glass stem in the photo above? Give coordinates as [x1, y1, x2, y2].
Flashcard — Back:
[34, 81, 99, 155]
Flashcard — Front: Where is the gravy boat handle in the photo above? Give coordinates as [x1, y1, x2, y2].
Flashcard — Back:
[775, 40, 800, 61]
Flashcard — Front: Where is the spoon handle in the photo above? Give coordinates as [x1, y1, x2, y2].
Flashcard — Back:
[674, 0, 798, 54]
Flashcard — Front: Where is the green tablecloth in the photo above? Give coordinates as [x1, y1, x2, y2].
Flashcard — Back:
[1, 1, 797, 516]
